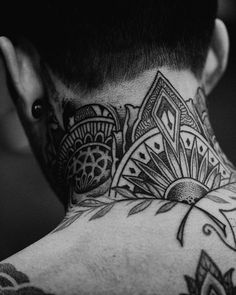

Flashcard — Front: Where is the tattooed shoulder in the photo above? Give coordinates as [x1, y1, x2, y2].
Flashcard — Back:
[0, 263, 53, 294]
[181, 250, 236, 295]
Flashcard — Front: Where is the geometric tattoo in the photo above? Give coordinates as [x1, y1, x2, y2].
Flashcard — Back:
[44, 71, 236, 251]
[180, 250, 236, 295]
[0, 263, 53, 294]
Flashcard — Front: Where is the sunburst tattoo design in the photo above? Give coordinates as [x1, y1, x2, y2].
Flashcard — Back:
[46, 72, 236, 250]
[111, 73, 231, 203]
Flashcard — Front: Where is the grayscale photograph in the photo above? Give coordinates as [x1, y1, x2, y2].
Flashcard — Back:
[0, 1, 235, 294]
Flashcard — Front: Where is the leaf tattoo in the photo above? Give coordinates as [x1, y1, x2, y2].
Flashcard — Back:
[128, 200, 152, 216]
[181, 250, 236, 295]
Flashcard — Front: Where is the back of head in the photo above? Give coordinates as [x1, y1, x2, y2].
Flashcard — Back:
[3, 0, 218, 93]
[0, 0, 220, 206]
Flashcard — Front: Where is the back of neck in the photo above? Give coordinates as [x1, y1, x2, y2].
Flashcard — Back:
[45, 69, 235, 221]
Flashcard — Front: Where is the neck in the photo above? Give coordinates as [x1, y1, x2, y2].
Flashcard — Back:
[45, 69, 235, 226]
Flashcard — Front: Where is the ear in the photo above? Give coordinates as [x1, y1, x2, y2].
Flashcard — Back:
[0, 36, 44, 120]
[202, 19, 230, 95]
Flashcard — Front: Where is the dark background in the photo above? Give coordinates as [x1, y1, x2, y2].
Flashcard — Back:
[209, 1, 236, 166]
[0, 1, 236, 260]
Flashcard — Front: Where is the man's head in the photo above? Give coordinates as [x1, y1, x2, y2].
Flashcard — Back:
[2, 1, 219, 92]
[0, 0, 229, 205]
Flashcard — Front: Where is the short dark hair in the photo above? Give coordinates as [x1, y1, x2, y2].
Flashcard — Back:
[4, 1, 218, 92]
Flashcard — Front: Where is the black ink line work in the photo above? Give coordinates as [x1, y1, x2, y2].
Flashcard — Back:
[180, 250, 236, 295]
[45, 71, 236, 251]
[0, 263, 53, 294]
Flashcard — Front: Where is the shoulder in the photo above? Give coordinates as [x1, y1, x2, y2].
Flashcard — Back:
[4, 184, 236, 294]
[58, 185, 236, 294]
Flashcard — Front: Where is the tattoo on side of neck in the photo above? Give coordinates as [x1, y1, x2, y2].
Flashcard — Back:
[46, 71, 236, 251]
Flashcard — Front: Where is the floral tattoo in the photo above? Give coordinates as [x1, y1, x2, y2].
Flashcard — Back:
[181, 250, 236, 295]
[0, 263, 53, 294]
[43, 71, 236, 251]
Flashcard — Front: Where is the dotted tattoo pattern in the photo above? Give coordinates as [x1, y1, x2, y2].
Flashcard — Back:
[44, 72, 236, 252]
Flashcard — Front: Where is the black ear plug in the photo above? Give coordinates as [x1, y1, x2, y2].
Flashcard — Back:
[32, 99, 44, 119]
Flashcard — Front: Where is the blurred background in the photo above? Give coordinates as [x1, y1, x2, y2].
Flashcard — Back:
[0, 0, 236, 260]
[210, 0, 236, 165]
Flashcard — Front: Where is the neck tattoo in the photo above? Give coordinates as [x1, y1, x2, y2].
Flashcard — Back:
[45, 71, 236, 251]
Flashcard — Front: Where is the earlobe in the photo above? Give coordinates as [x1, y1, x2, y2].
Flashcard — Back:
[202, 19, 230, 95]
[0, 36, 44, 119]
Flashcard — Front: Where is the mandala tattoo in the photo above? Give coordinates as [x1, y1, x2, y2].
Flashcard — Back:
[180, 250, 236, 295]
[0, 263, 53, 294]
[44, 71, 236, 250]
